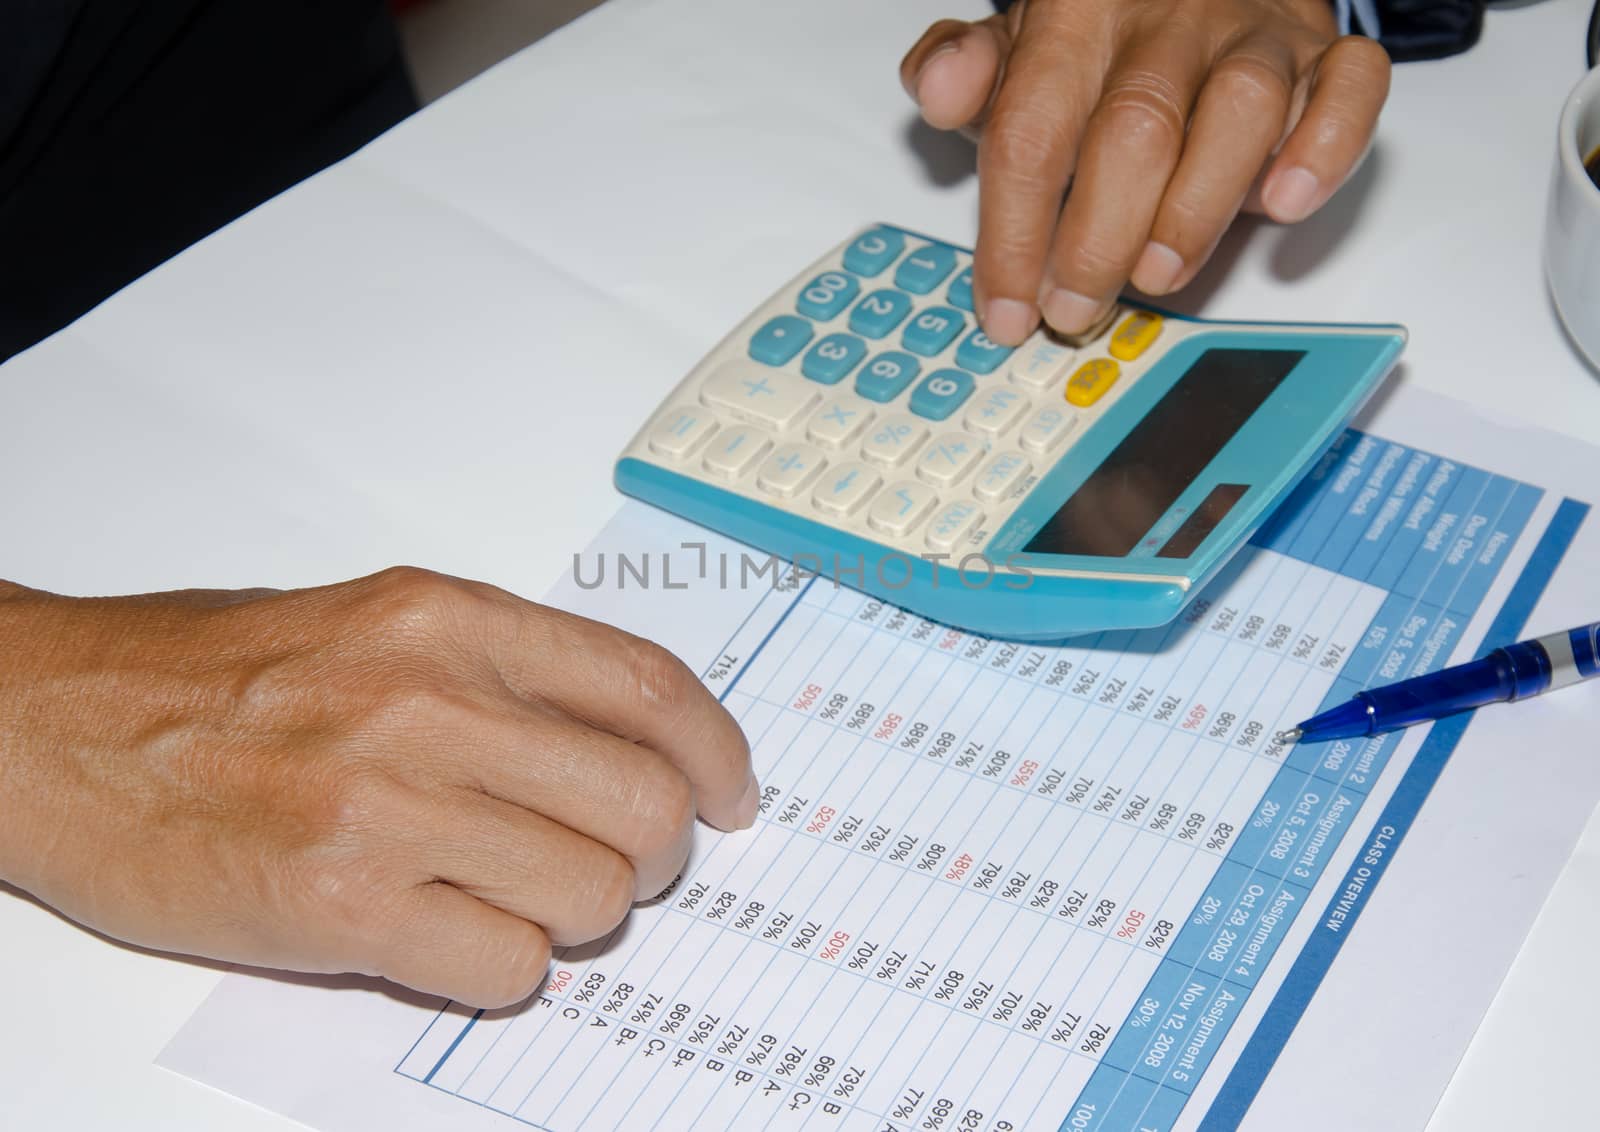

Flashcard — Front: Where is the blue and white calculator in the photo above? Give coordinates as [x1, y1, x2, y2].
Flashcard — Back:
[615, 224, 1405, 641]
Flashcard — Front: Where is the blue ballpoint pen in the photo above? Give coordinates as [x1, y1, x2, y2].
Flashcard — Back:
[1276, 621, 1600, 744]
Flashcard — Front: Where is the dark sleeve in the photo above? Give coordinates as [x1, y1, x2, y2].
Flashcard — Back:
[0, 0, 417, 362]
[987, 0, 1485, 62]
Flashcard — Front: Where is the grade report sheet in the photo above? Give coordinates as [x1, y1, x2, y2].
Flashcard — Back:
[161, 388, 1600, 1132]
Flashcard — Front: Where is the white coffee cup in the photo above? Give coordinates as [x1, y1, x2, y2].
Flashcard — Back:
[1546, 65, 1600, 370]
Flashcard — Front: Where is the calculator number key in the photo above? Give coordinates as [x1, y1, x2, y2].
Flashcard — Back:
[849, 289, 914, 339]
[807, 398, 874, 449]
[703, 427, 771, 479]
[974, 452, 1032, 502]
[757, 443, 827, 498]
[796, 271, 861, 321]
[647, 407, 717, 460]
[802, 332, 868, 385]
[955, 328, 1014, 374]
[860, 414, 929, 467]
[947, 265, 974, 312]
[842, 226, 906, 277]
[964, 387, 1030, 435]
[855, 351, 921, 402]
[909, 369, 975, 421]
[902, 307, 966, 357]
[748, 315, 814, 366]
[1019, 406, 1079, 454]
[917, 432, 986, 487]
[868, 481, 939, 537]
[926, 501, 985, 552]
[813, 461, 882, 517]
[702, 362, 820, 430]
[894, 244, 959, 294]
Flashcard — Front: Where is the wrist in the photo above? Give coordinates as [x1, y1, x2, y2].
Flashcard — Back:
[0, 590, 69, 892]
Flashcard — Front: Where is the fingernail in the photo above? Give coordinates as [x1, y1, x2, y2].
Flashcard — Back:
[1264, 167, 1320, 223]
[1131, 242, 1184, 295]
[735, 774, 760, 830]
[1040, 288, 1105, 335]
[982, 297, 1038, 346]
[905, 40, 960, 101]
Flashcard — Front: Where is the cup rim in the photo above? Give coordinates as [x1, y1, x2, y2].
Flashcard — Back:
[1557, 66, 1600, 190]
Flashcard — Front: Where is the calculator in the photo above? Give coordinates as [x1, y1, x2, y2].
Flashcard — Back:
[614, 224, 1405, 641]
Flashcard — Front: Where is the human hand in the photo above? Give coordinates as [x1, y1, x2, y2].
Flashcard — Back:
[0, 568, 756, 1007]
[900, 0, 1391, 343]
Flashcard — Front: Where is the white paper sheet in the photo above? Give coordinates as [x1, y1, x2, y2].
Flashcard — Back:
[160, 386, 1600, 1132]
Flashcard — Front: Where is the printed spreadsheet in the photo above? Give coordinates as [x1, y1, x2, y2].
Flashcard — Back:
[386, 425, 1579, 1132]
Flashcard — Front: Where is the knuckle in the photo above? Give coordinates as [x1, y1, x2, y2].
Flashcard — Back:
[584, 853, 638, 935]
[366, 565, 476, 637]
[1330, 34, 1391, 74]
[1095, 72, 1186, 151]
[1054, 236, 1127, 286]
[1207, 54, 1292, 119]
[319, 762, 409, 838]
[482, 924, 553, 1006]
[1155, 194, 1219, 248]
[1204, 60, 1288, 124]
[631, 770, 696, 860]
[620, 635, 695, 715]
[370, 681, 479, 735]
[980, 107, 1071, 183]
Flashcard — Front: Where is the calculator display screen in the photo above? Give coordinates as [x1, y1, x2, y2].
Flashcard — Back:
[1021, 347, 1306, 558]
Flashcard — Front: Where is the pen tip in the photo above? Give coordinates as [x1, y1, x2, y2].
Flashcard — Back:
[1274, 728, 1302, 745]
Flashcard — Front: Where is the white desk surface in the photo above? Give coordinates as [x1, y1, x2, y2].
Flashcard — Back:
[2, 0, 1597, 1127]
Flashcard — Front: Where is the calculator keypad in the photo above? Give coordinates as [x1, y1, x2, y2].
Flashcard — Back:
[868, 481, 939, 536]
[842, 227, 905, 276]
[854, 352, 921, 402]
[801, 333, 867, 384]
[894, 244, 959, 294]
[925, 500, 985, 552]
[795, 272, 860, 321]
[954, 329, 1012, 374]
[916, 432, 986, 487]
[812, 461, 882, 517]
[973, 451, 1031, 502]
[748, 315, 813, 366]
[757, 443, 826, 497]
[946, 266, 974, 312]
[1019, 405, 1077, 454]
[850, 290, 914, 339]
[648, 406, 717, 459]
[860, 414, 929, 468]
[908, 370, 974, 421]
[633, 225, 1175, 560]
[703, 363, 819, 429]
[806, 399, 874, 448]
[964, 386, 1030, 435]
[901, 307, 966, 357]
[702, 426, 770, 479]
[1008, 338, 1077, 390]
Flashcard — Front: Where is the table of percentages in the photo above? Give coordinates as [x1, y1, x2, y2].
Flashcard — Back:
[396, 427, 1575, 1132]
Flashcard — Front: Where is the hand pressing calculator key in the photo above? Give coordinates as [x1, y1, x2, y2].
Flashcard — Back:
[615, 224, 1405, 640]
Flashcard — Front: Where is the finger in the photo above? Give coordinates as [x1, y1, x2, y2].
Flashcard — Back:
[426, 789, 639, 946]
[1259, 36, 1389, 224]
[900, 17, 1011, 132]
[1039, 29, 1210, 334]
[486, 604, 757, 833]
[974, 4, 1112, 346]
[451, 697, 697, 898]
[1131, 39, 1294, 295]
[374, 880, 552, 1008]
